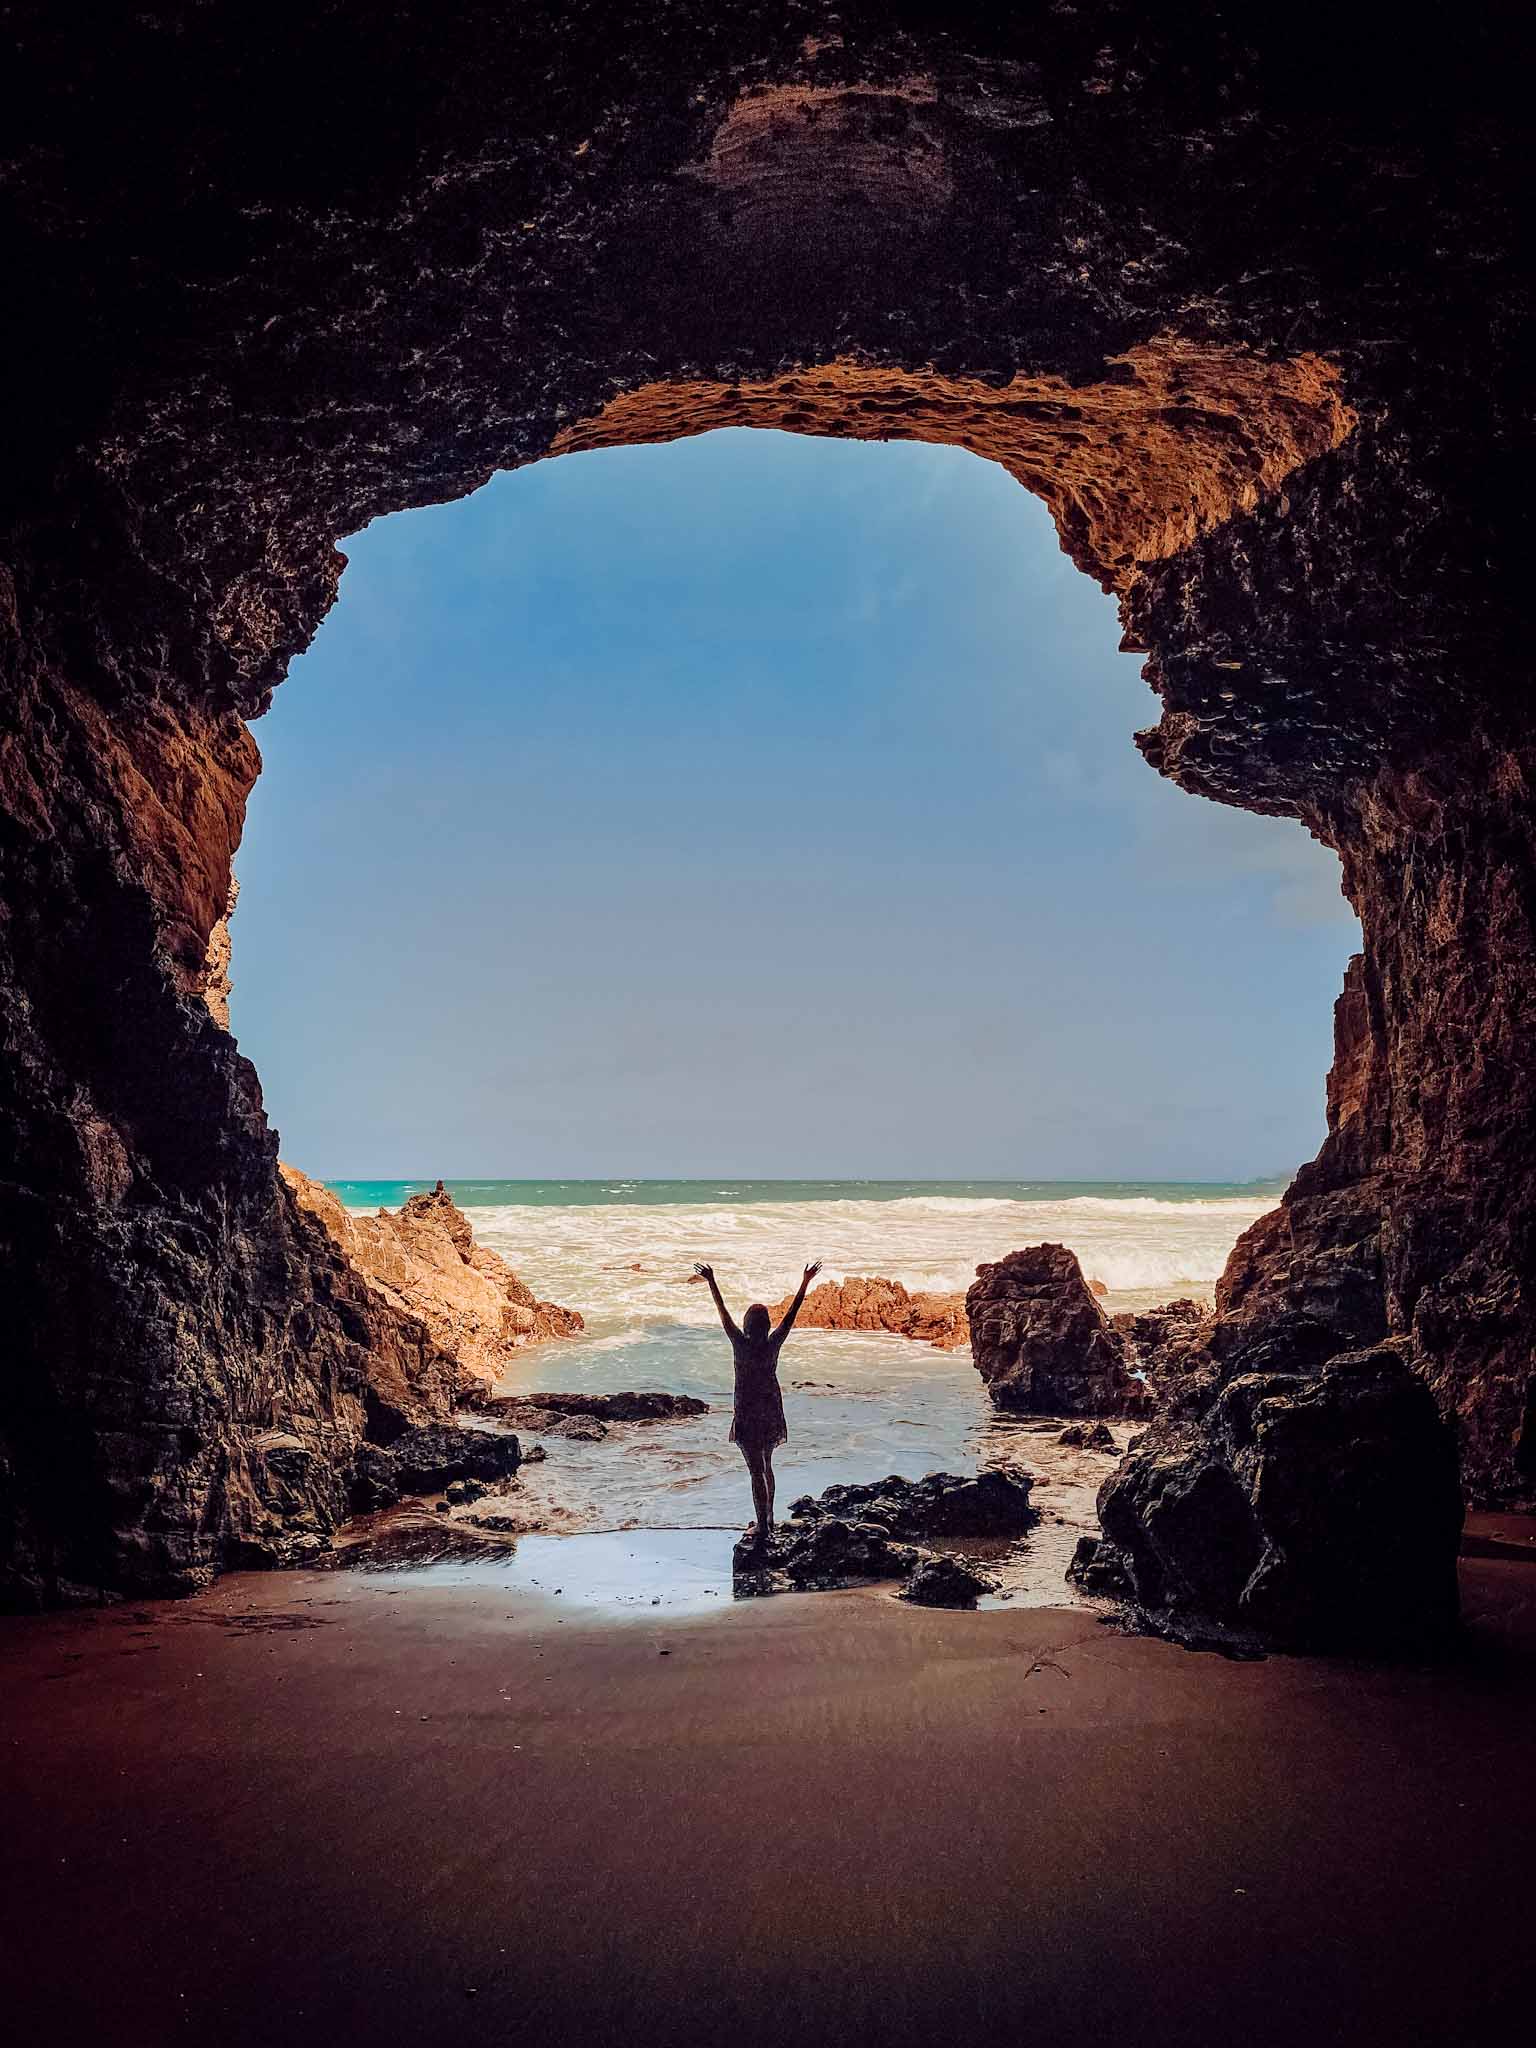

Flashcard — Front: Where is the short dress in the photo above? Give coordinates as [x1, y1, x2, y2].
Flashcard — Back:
[728, 1333, 788, 1449]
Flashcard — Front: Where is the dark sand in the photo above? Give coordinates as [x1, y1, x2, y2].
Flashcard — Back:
[3, 1538, 1534, 2048]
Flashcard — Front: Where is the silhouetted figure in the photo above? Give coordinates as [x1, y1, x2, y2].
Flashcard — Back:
[695, 1260, 821, 1548]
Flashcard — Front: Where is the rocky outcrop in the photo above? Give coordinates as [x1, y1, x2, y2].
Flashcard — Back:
[281, 1171, 581, 1393]
[768, 1276, 969, 1350]
[967, 1247, 1154, 1417]
[736, 1467, 1034, 1600]
[787, 1468, 1037, 1541]
[1072, 1346, 1463, 1653]
[479, 1389, 708, 1441]
[1, 8, 1529, 1622]
[352, 1422, 523, 1510]
[487, 1390, 707, 1423]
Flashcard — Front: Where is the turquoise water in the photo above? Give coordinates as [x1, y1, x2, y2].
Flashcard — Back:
[332, 1177, 1287, 1211]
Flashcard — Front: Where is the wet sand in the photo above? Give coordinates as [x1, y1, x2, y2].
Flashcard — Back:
[3, 1548, 1534, 2048]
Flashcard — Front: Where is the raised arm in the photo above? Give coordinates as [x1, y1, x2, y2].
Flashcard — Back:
[772, 1261, 822, 1345]
[694, 1262, 741, 1342]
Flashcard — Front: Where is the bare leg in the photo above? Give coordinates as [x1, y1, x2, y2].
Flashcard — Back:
[763, 1445, 776, 1532]
[739, 1442, 770, 1545]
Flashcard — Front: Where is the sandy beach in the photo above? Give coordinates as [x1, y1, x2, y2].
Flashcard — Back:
[4, 1538, 1533, 2048]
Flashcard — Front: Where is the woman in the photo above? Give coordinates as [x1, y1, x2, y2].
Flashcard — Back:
[694, 1259, 821, 1548]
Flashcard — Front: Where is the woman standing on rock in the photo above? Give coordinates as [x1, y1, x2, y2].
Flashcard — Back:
[695, 1260, 820, 1549]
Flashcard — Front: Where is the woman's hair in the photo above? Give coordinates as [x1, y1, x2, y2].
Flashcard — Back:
[742, 1303, 772, 1340]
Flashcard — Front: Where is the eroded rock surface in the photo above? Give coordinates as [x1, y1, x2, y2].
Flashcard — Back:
[1, 7, 1529, 1623]
[788, 1468, 1037, 1541]
[282, 1170, 582, 1392]
[735, 1468, 1034, 1600]
[768, 1276, 969, 1349]
[899, 1555, 999, 1609]
[351, 1423, 523, 1511]
[968, 1247, 1153, 1417]
[1074, 1346, 1463, 1653]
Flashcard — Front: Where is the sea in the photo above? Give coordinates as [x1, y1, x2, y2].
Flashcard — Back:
[330, 1178, 1282, 1610]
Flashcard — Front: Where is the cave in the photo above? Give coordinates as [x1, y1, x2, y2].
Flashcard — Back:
[2, 5, 1531, 1637]
[5, 9, 1535, 2043]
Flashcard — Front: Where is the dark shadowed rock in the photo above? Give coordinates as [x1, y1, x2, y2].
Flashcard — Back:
[1058, 1421, 1119, 1451]
[481, 1402, 609, 1441]
[353, 1424, 521, 1506]
[787, 1468, 1037, 1540]
[899, 1555, 998, 1608]
[514, 1391, 708, 1422]
[967, 1247, 1153, 1417]
[735, 1518, 921, 1592]
[1092, 1345, 1463, 1652]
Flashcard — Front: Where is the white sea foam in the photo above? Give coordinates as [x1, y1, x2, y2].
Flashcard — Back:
[466, 1188, 1275, 1331]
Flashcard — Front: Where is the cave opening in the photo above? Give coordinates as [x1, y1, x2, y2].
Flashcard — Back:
[5, 13, 1534, 2043]
[232, 427, 1357, 1186]
[216, 423, 1361, 1600]
[3, 9, 1528, 1659]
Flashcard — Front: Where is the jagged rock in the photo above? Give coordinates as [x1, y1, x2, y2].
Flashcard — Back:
[788, 1469, 1037, 1540]
[481, 1402, 609, 1442]
[1058, 1421, 1119, 1451]
[487, 1390, 708, 1423]
[281, 1169, 582, 1393]
[767, 1276, 969, 1350]
[899, 1555, 998, 1608]
[1091, 1345, 1463, 1652]
[353, 1424, 522, 1507]
[735, 1468, 1029, 1601]
[967, 1247, 1154, 1417]
[1066, 1535, 1135, 1598]
[736, 1519, 921, 1591]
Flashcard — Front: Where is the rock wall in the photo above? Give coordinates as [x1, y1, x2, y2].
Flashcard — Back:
[1, 4, 1530, 1611]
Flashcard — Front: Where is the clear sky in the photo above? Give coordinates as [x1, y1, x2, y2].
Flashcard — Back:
[231, 428, 1359, 1181]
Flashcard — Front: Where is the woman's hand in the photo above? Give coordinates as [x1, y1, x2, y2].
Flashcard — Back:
[803, 1260, 822, 1283]
[694, 1261, 715, 1282]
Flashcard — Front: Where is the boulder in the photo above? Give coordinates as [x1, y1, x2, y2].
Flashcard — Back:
[1089, 1344, 1463, 1652]
[967, 1245, 1153, 1416]
[899, 1555, 998, 1608]
[787, 1468, 1036, 1540]
[768, 1276, 970, 1350]
[481, 1401, 610, 1441]
[280, 1168, 582, 1393]
[492, 1390, 708, 1423]
[1058, 1421, 1118, 1451]
[352, 1423, 522, 1507]
[735, 1518, 921, 1591]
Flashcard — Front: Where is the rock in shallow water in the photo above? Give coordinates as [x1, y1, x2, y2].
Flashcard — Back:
[733, 1468, 1037, 1599]
[767, 1275, 970, 1350]
[788, 1468, 1037, 1540]
[480, 1390, 708, 1433]
[967, 1246, 1153, 1417]
[352, 1423, 522, 1508]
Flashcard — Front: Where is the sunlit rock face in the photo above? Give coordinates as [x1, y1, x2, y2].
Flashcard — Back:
[0, 5, 1529, 1618]
[280, 1170, 583, 1390]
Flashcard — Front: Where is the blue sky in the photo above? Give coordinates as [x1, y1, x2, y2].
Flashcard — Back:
[232, 429, 1359, 1179]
